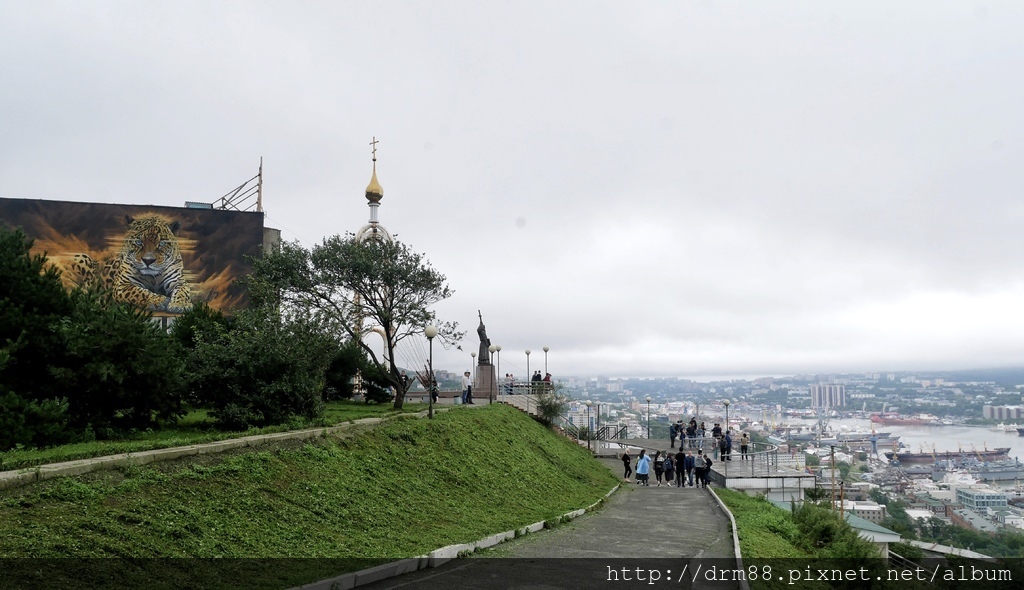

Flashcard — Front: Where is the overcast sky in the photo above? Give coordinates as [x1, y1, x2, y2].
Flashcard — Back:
[2, 2, 1023, 379]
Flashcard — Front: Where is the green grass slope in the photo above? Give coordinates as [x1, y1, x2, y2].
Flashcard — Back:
[0, 402, 425, 471]
[1, 404, 617, 561]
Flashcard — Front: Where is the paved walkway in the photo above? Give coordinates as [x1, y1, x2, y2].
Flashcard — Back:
[359, 458, 736, 589]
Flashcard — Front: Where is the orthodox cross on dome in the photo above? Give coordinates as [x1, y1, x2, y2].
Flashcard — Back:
[356, 135, 391, 243]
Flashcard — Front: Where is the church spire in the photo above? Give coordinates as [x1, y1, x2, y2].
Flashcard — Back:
[365, 136, 383, 204]
[355, 136, 393, 244]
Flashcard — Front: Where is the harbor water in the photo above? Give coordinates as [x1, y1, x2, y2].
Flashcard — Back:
[784, 417, 1024, 463]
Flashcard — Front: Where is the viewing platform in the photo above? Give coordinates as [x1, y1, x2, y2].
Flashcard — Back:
[599, 436, 815, 502]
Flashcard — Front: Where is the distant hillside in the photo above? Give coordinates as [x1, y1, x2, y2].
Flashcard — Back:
[935, 367, 1024, 386]
[0, 404, 618, 588]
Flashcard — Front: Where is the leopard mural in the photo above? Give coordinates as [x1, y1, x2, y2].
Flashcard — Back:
[72, 215, 194, 313]
[112, 215, 193, 312]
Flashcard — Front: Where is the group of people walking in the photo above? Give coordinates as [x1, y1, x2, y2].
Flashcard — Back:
[620, 448, 714, 488]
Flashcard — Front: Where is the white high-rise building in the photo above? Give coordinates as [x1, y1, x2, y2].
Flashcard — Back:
[810, 384, 845, 409]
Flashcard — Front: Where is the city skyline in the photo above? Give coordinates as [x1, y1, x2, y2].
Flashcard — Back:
[2, 3, 1023, 378]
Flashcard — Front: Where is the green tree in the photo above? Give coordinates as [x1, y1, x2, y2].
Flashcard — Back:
[0, 225, 186, 446]
[803, 486, 830, 503]
[58, 287, 186, 434]
[179, 305, 333, 429]
[0, 226, 74, 404]
[0, 349, 70, 450]
[250, 237, 463, 409]
[168, 301, 233, 351]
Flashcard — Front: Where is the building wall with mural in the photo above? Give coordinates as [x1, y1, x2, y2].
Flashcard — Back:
[0, 197, 269, 317]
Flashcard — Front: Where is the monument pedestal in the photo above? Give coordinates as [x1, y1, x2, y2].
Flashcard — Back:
[474, 364, 498, 404]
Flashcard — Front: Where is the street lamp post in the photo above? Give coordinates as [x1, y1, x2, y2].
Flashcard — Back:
[488, 344, 497, 403]
[830, 445, 837, 512]
[543, 346, 549, 375]
[525, 349, 531, 385]
[495, 345, 502, 395]
[645, 396, 652, 439]
[723, 399, 731, 434]
[584, 400, 592, 452]
[425, 325, 438, 419]
[471, 351, 476, 380]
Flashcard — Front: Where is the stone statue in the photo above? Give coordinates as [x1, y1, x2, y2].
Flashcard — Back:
[477, 310, 491, 365]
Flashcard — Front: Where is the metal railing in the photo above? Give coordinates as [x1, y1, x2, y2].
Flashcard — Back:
[887, 551, 914, 569]
[556, 416, 581, 441]
[499, 381, 554, 396]
[708, 441, 786, 480]
[594, 425, 627, 440]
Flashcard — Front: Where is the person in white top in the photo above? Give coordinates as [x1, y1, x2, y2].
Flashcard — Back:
[461, 371, 473, 404]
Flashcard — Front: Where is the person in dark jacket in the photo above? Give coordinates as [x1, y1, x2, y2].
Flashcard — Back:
[675, 449, 687, 487]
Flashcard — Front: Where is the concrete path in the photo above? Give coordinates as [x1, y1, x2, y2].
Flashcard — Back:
[358, 458, 737, 589]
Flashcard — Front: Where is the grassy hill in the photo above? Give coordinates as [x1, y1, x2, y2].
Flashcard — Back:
[0, 404, 619, 588]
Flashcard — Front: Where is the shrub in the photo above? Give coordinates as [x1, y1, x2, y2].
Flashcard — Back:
[534, 389, 570, 426]
[183, 308, 330, 429]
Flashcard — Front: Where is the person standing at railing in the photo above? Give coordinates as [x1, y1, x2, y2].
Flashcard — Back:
[740, 432, 750, 460]
[461, 371, 474, 404]
[504, 373, 514, 395]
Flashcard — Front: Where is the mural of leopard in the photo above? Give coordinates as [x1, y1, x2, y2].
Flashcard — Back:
[113, 215, 193, 313]
[69, 216, 193, 313]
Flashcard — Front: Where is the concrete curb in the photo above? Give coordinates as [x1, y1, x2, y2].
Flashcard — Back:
[708, 487, 750, 590]
[290, 482, 623, 590]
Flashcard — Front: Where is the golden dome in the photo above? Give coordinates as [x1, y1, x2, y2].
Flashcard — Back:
[365, 162, 383, 203]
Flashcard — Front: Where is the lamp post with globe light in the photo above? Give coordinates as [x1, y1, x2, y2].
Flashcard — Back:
[525, 349, 531, 384]
[543, 346, 549, 375]
[425, 325, 437, 419]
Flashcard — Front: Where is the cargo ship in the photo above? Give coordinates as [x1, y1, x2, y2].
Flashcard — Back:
[885, 447, 1012, 465]
[930, 458, 1024, 483]
[870, 412, 944, 426]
